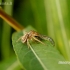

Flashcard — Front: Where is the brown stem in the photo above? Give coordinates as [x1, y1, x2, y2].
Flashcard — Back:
[0, 7, 24, 31]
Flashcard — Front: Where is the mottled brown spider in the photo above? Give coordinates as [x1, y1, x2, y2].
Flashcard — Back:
[17, 30, 55, 48]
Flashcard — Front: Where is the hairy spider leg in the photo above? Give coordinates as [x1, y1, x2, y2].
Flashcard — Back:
[16, 36, 23, 42]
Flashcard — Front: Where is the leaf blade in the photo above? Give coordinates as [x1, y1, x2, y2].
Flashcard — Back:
[12, 26, 70, 70]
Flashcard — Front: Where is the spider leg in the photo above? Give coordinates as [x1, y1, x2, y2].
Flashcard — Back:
[16, 36, 22, 42]
[27, 39, 31, 48]
[32, 37, 45, 45]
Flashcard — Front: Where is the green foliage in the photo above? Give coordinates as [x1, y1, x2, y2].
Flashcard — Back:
[0, 56, 21, 70]
[0, 0, 70, 70]
[1, 0, 13, 59]
[12, 26, 70, 70]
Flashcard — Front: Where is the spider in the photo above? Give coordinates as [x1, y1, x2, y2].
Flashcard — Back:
[17, 30, 55, 48]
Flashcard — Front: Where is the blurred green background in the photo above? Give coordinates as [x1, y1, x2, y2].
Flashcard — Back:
[0, 0, 70, 70]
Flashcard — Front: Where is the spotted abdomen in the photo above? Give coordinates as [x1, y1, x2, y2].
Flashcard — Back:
[39, 35, 55, 46]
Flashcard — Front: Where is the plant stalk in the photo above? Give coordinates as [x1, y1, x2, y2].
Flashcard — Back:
[0, 7, 24, 31]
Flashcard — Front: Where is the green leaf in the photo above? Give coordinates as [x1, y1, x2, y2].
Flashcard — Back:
[12, 26, 70, 70]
